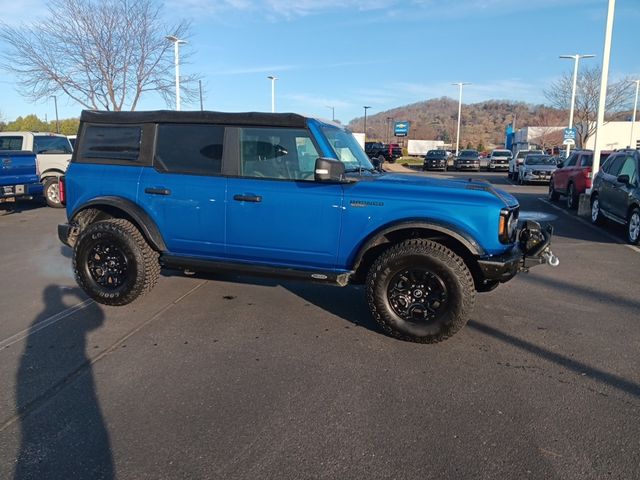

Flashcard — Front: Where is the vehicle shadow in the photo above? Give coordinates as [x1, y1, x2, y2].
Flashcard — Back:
[467, 320, 640, 398]
[13, 285, 114, 480]
[0, 199, 45, 216]
[162, 269, 381, 334]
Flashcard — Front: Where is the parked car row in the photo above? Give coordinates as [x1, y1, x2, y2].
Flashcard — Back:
[590, 149, 640, 244]
[0, 131, 73, 207]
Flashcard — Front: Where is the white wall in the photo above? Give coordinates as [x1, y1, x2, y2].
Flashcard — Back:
[584, 121, 639, 151]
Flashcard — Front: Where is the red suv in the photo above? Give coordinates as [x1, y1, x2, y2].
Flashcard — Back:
[548, 150, 611, 209]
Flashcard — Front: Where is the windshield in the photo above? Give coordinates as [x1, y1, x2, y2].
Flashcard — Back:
[426, 150, 446, 158]
[525, 155, 555, 165]
[517, 150, 543, 159]
[321, 126, 374, 171]
[459, 150, 478, 158]
[492, 151, 511, 157]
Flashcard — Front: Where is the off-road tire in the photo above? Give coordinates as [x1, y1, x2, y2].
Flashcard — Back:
[590, 195, 604, 225]
[366, 239, 475, 343]
[73, 219, 160, 306]
[567, 183, 578, 210]
[43, 177, 64, 208]
[627, 207, 640, 245]
[548, 181, 559, 201]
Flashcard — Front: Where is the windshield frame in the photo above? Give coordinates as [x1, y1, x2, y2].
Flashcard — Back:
[319, 125, 374, 171]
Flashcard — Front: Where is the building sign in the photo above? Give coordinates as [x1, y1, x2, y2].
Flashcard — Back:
[394, 121, 410, 137]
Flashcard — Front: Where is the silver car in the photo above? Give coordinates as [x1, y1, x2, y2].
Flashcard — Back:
[517, 154, 557, 185]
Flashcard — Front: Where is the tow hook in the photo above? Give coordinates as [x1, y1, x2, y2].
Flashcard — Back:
[518, 221, 559, 270]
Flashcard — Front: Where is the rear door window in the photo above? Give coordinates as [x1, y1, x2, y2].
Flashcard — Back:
[155, 124, 224, 175]
[79, 125, 142, 162]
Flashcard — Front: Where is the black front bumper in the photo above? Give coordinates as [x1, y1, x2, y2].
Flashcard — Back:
[477, 221, 556, 283]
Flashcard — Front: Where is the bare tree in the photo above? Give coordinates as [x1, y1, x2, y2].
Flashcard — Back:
[544, 66, 633, 148]
[0, 0, 197, 111]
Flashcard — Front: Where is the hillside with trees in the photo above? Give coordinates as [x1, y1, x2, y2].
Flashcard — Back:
[348, 97, 567, 150]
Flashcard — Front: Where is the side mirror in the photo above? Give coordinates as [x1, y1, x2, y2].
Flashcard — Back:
[315, 157, 345, 182]
[371, 157, 384, 171]
[556, 162, 564, 168]
[617, 174, 630, 184]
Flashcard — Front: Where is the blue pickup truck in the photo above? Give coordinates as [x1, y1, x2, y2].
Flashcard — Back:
[0, 151, 43, 203]
[58, 110, 557, 343]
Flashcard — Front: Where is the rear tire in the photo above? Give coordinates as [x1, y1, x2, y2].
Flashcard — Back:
[627, 207, 640, 245]
[566, 183, 578, 209]
[73, 219, 160, 306]
[366, 239, 475, 343]
[43, 177, 64, 208]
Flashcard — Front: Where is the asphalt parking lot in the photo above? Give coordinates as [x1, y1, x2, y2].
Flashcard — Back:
[1, 170, 639, 480]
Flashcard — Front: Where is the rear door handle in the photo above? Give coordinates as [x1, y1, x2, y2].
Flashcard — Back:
[145, 187, 171, 196]
[233, 194, 262, 203]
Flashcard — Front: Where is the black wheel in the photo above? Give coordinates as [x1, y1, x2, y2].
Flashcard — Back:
[627, 207, 640, 245]
[366, 239, 475, 343]
[73, 219, 160, 306]
[590, 195, 604, 225]
[548, 181, 559, 201]
[567, 183, 578, 209]
[43, 177, 64, 208]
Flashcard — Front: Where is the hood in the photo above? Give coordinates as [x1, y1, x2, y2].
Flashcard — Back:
[351, 172, 518, 208]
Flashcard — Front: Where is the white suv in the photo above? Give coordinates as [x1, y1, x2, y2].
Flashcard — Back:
[509, 149, 543, 180]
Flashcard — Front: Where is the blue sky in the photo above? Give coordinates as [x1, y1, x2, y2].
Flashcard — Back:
[0, 0, 638, 124]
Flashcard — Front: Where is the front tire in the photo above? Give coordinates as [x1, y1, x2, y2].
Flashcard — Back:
[73, 219, 160, 306]
[627, 207, 640, 245]
[366, 239, 475, 343]
[591, 195, 604, 225]
[548, 181, 559, 201]
[43, 177, 64, 208]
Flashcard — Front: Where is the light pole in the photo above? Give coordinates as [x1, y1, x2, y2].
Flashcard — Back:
[50, 95, 59, 133]
[267, 76, 278, 113]
[452, 82, 470, 156]
[363, 106, 371, 141]
[166, 35, 187, 111]
[559, 53, 595, 157]
[386, 116, 394, 144]
[326, 105, 335, 121]
[630, 79, 640, 148]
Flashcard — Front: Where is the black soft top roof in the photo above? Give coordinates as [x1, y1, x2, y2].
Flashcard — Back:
[80, 110, 309, 128]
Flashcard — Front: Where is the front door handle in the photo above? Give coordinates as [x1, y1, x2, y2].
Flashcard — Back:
[145, 187, 171, 196]
[233, 194, 262, 203]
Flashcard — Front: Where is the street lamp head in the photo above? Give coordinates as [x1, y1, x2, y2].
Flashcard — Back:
[267, 75, 278, 81]
[166, 35, 187, 45]
[559, 54, 594, 59]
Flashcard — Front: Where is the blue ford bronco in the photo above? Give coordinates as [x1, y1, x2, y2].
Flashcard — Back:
[58, 110, 557, 343]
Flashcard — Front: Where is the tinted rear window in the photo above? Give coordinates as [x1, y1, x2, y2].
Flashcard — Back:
[80, 125, 142, 161]
[155, 124, 224, 175]
[0, 136, 24, 150]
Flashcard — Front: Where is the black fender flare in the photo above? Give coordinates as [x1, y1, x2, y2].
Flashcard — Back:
[350, 219, 485, 270]
[70, 196, 167, 251]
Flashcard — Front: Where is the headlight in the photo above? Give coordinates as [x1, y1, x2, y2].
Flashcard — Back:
[499, 208, 519, 243]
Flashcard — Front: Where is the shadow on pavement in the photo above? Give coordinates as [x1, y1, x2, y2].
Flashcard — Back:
[468, 320, 640, 398]
[14, 285, 114, 480]
[162, 269, 381, 335]
[521, 272, 640, 312]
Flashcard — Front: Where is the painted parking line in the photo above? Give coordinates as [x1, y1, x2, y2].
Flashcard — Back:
[538, 198, 640, 255]
[0, 298, 94, 351]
